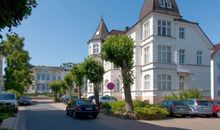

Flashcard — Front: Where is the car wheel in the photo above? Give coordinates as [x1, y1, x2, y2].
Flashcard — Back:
[73, 112, 78, 119]
[217, 111, 220, 118]
[181, 114, 186, 118]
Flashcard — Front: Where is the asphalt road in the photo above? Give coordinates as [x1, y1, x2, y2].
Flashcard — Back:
[23, 102, 114, 130]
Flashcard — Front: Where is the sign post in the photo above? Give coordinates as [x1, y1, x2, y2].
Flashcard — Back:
[107, 82, 115, 104]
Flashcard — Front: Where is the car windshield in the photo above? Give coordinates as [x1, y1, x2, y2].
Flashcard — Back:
[217, 101, 220, 105]
[77, 100, 94, 105]
[0, 94, 16, 100]
[197, 101, 210, 106]
[21, 96, 30, 100]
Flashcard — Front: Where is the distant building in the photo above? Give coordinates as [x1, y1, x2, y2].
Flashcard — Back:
[62, 62, 75, 73]
[211, 44, 220, 99]
[26, 65, 65, 93]
[87, 0, 213, 104]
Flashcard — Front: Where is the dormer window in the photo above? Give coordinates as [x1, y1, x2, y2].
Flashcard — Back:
[160, 0, 172, 9]
[96, 31, 100, 36]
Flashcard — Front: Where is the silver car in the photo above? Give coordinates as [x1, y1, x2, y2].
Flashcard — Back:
[184, 99, 212, 117]
[0, 92, 18, 112]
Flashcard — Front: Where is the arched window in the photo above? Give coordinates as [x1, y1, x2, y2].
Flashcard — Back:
[115, 79, 120, 91]
[157, 74, 171, 91]
[93, 44, 99, 54]
[144, 75, 150, 90]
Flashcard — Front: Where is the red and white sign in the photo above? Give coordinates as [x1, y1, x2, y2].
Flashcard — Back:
[107, 82, 115, 90]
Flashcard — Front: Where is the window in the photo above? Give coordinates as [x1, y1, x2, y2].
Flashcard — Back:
[115, 79, 120, 91]
[218, 90, 220, 96]
[217, 63, 220, 70]
[158, 46, 171, 63]
[37, 73, 40, 81]
[217, 76, 220, 84]
[158, 20, 171, 37]
[157, 74, 171, 91]
[36, 84, 40, 91]
[144, 75, 150, 90]
[89, 84, 93, 92]
[179, 27, 185, 39]
[179, 76, 184, 90]
[42, 84, 45, 90]
[53, 75, 56, 81]
[46, 74, 50, 81]
[197, 51, 202, 65]
[58, 75, 61, 80]
[144, 46, 150, 64]
[41, 73, 45, 81]
[143, 21, 150, 39]
[179, 49, 185, 64]
[93, 44, 99, 54]
[160, 0, 172, 8]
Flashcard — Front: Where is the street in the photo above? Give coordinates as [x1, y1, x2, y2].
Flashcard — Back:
[15, 100, 220, 130]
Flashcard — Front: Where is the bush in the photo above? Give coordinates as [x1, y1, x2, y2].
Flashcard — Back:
[109, 101, 126, 113]
[164, 89, 202, 100]
[0, 105, 14, 117]
[133, 100, 148, 108]
[101, 103, 111, 109]
[134, 106, 169, 120]
[0, 113, 8, 122]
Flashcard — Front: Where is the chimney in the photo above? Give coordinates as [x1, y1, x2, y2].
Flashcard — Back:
[125, 26, 129, 31]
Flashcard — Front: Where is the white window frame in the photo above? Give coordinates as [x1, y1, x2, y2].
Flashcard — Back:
[144, 75, 150, 90]
[197, 51, 202, 65]
[143, 21, 150, 39]
[144, 46, 150, 64]
[93, 44, 99, 54]
[158, 20, 171, 37]
[158, 46, 171, 63]
[179, 49, 185, 64]
[179, 27, 185, 39]
[157, 74, 171, 91]
[115, 79, 120, 91]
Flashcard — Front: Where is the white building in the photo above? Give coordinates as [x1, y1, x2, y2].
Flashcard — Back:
[27, 65, 65, 93]
[62, 62, 75, 73]
[87, 0, 213, 104]
[211, 44, 220, 100]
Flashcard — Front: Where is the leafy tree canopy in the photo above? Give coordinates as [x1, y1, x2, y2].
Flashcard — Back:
[0, 0, 37, 35]
[0, 34, 32, 94]
[70, 64, 84, 87]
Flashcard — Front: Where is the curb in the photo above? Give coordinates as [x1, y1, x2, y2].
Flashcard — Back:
[13, 107, 25, 130]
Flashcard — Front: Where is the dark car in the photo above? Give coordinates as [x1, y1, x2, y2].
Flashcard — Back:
[66, 99, 99, 119]
[184, 99, 212, 117]
[18, 96, 31, 106]
[63, 96, 78, 104]
[211, 100, 220, 117]
[160, 100, 190, 117]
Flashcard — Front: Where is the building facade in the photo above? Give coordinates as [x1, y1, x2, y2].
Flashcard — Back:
[27, 66, 65, 93]
[87, 0, 213, 104]
[211, 44, 220, 99]
[62, 62, 75, 73]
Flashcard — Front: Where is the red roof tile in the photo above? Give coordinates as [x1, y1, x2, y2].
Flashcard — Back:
[211, 43, 220, 58]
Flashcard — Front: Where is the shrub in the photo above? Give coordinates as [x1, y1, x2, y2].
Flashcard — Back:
[101, 103, 111, 109]
[0, 113, 8, 122]
[133, 100, 148, 108]
[109, 101, 126, 113]
[134, 106, 169, 120]
[164, 89, 202, 100]
[0, 105, 14, 116]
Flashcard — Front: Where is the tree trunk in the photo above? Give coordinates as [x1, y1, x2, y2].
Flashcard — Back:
[121, 59, 133, 112]
[94, 84, 100, 109]
[77, 86, 81, 99]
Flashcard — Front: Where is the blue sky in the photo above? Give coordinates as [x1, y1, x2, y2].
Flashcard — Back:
[2, 0, 220, 66]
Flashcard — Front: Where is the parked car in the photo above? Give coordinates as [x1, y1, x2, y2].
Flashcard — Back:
[88, 95, 95, 101]
[62, 95, 78, 104]
[210, 100, 220, 118]
[66, 99, 99, 119]
[0, 92, 18, 113]
[18, 96, 31, 106]
[160, 100, 190, 117]
[184, 99, 212, 117]
[96, 96, 117, 104]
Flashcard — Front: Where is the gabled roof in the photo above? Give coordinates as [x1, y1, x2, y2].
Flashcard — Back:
[109, 29, 127, 35]
[89, 18, 109, 43]
[211, 43, 220, 58]
[139, 0, 181, 20]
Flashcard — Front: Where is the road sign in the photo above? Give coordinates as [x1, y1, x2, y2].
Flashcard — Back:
[107, 82, 114, 90]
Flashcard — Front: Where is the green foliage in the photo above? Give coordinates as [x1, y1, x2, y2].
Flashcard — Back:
[0, 113, 8, 122]
[0, 0, 37, 34]
[63, 72, 74, 96]
[49, 80, 65, 102]
[164, 89, 202, 100]
[134, 106, 169, 120]
[102, 35, 134, 112]
[101, 103, 111, 109]
[0, 34, 32, 94]
[106, 100, 168, 120]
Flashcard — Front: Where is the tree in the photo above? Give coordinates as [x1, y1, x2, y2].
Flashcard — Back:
[63, 72, 74, 96]
[0, 34, 32, 94]
[49, 80, 64, 102]
[70, 64, 85, 99]
[83, 57, 104, 108]
[0, 0, 37, 37]
[102, 35, 134, 112]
